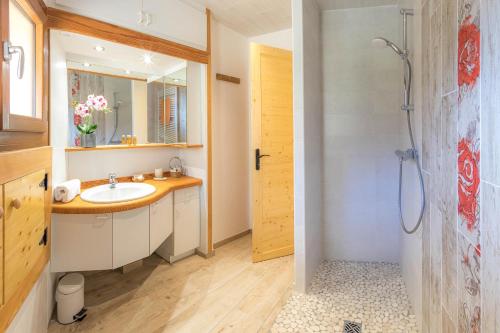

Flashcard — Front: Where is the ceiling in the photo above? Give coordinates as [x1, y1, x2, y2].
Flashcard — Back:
[181, 0, 291, 37]
[53, 31, 186, 82]
[316, 0, 399, 10]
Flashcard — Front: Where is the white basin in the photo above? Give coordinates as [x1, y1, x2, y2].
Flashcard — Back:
[80, 183, 156, 204]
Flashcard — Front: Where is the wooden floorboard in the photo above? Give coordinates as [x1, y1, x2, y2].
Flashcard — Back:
[48, 235, 294, 333]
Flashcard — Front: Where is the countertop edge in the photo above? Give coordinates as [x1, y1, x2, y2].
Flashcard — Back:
[52, 177, 202, 214]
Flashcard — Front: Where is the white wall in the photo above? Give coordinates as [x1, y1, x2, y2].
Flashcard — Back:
[51, 32, 69, 186]
[293, 0, 324, 293]
[44, 0, 207, 50]
[321, 6, 402, 263]
[250, 28, 293, 51]
[211, 19, 250, 243]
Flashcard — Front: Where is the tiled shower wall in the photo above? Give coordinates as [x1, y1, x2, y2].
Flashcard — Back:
[420, 0, 500, 332]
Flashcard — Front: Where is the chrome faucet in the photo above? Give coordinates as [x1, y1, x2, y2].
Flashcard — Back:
[109, 173, 117, 188]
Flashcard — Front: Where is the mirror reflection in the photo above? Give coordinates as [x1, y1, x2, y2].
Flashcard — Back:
[55, 30, 191, 147]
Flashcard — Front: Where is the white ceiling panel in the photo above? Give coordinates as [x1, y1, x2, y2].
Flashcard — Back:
[181, 0, 291, 37]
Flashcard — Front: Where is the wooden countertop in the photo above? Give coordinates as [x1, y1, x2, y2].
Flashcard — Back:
[52, 176, 202, 214]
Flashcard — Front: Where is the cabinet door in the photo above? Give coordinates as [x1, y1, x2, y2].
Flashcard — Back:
[173, 187, 200, 255]
[51, 213, 112, 272]
[113, 207, 149, 268]
[150, 193, 173, 255]
[3, 169, 46, 302]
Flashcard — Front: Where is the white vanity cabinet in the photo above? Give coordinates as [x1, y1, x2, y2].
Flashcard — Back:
[113, 207, 150, 269]
[156, 187, 200, 262]
[149, 192, 173, 254]
[52, 213, 113, 272]
[51, 186, 200, 272]
[173, 187, 200, 255]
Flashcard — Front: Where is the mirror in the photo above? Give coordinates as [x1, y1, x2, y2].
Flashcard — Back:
[53, 30, 200, 147]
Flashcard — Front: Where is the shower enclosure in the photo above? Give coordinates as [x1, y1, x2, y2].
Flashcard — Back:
[372, 9, 426, 235]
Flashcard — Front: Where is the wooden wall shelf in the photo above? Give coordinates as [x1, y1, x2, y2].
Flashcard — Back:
[65, 143, 203, 152]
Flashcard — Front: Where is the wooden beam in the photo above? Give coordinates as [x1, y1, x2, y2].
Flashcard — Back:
[47, 7, 209, 64]
[216, 73, 240, 84]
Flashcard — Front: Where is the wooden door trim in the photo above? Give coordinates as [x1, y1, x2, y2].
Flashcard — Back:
[206, 8, 213, 254]
[47, 7, 209, 64]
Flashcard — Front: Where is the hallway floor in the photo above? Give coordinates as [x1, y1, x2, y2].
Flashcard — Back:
[271, 261, 418, 333]
[48, 235, 293, 333]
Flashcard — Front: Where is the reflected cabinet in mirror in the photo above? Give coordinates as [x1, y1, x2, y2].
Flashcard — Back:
[53, 30, 203, 148]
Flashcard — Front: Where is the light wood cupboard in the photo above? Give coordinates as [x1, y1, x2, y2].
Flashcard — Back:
[149, 192, 173, 254]
[0, 146, 51, 333]
[3, 170, 47, 302]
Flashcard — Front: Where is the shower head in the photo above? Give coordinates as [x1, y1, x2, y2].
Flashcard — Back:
[371, 37, 404, 56]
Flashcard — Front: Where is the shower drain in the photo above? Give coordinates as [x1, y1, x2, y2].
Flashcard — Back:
[344, 320, 362, 333]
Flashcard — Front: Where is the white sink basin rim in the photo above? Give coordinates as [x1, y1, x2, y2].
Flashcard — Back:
[80, 183, 156, 204]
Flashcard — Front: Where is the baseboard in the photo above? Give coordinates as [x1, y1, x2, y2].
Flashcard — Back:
[213, 229, 252, 249]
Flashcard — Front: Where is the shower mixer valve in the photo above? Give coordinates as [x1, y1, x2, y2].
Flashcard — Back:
[401, 104, 414, 111]
[395, 148, 417, 161]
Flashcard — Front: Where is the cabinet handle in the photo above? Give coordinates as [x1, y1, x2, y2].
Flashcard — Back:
[0, 207, 4, 219]
[95, 215, 111, 220]
[11, 198, 21, 210]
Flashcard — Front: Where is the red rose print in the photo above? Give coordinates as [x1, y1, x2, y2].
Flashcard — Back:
[74, 114, 82, 126]
[458, 138, 480, 231]
[458, 16, 480, 88]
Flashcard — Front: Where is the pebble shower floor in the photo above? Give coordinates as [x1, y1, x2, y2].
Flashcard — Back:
[271, 261, 419, 333]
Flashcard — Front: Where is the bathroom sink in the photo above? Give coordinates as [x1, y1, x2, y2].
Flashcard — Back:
[80, 183, 156, 204]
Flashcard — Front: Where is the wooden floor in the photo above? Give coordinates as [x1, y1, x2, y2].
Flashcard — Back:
[48, 235, 294, 333]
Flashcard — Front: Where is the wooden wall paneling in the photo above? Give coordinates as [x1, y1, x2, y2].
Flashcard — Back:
[47, 7, 209, 64]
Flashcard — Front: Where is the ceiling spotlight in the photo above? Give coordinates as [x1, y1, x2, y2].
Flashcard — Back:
[83, 62, 91, 67]
[173, 79, 179, 82]
[125, 69, 131, 74]
[94, 45, 105, 52]
[143, 54, 153, 64]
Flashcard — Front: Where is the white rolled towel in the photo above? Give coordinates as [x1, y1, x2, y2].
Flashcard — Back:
[54, 179, 81, 203]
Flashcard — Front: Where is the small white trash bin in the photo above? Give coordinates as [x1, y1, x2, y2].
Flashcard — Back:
[55, 273, 86, 324]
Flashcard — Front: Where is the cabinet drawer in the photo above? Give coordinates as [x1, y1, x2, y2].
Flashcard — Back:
[51, 213, 113, 272]
[3, 170, 47, 303]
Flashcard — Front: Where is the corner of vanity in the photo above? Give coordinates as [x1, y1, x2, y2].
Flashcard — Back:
[51, 176, 202, 273]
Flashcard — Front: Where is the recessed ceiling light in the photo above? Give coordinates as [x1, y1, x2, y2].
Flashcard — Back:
[173, 79, 179, 82]
[94, 45, 105, 52]
[143, 54, 153, 64]
[83, 62, 91, 67]
[125, 69, 131, 74]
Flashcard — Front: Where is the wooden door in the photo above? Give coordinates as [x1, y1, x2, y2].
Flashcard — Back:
[4, 169, 47, 302]
[251, 44, 293, 263]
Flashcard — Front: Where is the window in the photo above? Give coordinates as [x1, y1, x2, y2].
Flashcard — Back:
[9, 0, 37, 118]
[1, 0, 47, 137]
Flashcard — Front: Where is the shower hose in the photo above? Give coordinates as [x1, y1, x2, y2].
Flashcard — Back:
[398, 59, 426, 234]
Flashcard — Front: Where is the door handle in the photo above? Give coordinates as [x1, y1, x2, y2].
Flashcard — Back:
[255, 148, 271, 171]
